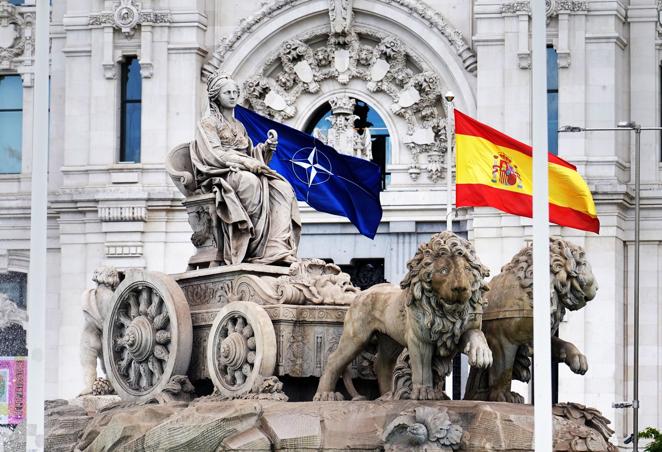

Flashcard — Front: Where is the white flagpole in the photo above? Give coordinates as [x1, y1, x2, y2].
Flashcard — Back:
[445, 92, 455, 232]
[531, 0, 553, 450]
[26, 1, 49, 450]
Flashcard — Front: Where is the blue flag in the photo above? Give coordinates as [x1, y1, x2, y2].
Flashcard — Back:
[235, 105, 383, 239]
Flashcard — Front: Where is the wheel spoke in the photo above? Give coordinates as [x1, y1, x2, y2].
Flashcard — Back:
[128, 360, 141, 390]
[153, 312, 169, 330]
[235, 317, 245, 332]
[126, 292, 140, 319]
[242, 363, 251, 376]
[118, 350, 132, 376]
[148, 356, 163, 385]
[247, 337, 256, 351]
[234, 370, 245, 386]
[117, 310, 132, 328]
[155, 330, 171, 345]
[242, 325, 253, 338]
[247, 351, 255, 364]
[147, 293, 163, 320]
[139, 287, 150, 317]
[139, 361, 152, 390]
[226, 319, 235, 334]
[154, 344, 169, 362]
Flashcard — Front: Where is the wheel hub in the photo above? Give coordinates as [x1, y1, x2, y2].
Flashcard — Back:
[125, 316, 155, 362]
[219, 332, 248, 370]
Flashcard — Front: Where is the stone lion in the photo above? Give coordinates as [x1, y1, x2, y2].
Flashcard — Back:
[79, 266, 123, 395]
[314, 231, 493, 401]
[464, 238, 598, 403]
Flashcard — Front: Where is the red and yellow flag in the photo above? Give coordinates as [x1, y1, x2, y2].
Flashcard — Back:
[454, 110, 600, 233]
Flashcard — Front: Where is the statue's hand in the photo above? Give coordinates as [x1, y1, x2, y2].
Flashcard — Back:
[243, 159, 261, 174]
[266, 129, 278, 151]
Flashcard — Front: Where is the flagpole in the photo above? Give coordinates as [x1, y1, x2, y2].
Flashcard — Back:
[444, 92, 455, 232]
[531, 0, 553, 450]
[27, 0, 50, 449]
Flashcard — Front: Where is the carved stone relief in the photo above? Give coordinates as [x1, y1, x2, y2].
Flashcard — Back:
[313, 95, 372, 160]
[0, 1, 34, 78]
[88, 0, 172, 38]
[502, 0, 587, 69]
[241, 27, 453, 182]
[204, 0, 478, 183]
[88, 0, 172, 79]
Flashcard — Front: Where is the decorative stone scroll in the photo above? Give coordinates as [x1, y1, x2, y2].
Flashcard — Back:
[383, 406, 465, 451]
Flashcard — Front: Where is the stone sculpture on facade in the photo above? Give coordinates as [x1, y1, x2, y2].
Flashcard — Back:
[314, 231, 493, 401]
[166, 71, 301, 267]
[80, 266, 123, 396]
[464, 237, 598, 403]
[313, 94, 372, 160]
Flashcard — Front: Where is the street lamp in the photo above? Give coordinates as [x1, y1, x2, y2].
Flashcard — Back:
[559, 122, 662, 451]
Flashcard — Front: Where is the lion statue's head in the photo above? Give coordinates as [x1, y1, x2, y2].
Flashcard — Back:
[500, 237, 598, 331]
[400, 231, 490, 350]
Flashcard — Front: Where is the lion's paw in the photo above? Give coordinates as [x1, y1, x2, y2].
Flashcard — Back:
[411, 384, 437, 400]
[489, 389, 525, 404]
[558, 343, 588, 375]
[313, 391, 345, 401]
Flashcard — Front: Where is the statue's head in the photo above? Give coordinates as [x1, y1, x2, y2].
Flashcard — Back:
[401, 231, 490, 313]
[92, 266, 122, 291]
[207, 71, 240, 110]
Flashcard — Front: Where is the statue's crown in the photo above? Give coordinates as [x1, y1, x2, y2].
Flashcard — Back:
[329, 95, 355, 115]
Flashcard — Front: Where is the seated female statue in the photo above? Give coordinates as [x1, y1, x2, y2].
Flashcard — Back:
[191, 71, 301, 265]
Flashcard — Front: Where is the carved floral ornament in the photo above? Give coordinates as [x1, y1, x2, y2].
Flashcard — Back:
[0, 1, 33, 71]
[88, 0, 172, 38]
[207, 0, 471, 183]
[501, 0, 588, 17]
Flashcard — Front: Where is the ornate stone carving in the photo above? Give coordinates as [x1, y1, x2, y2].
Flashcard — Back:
[80, 267, 123, 396]
[501, 0, 588, 17]
[88, 0, 172, 37]
[553, 403, 616, 450]
[0, 2, 33, 71]
[313, 95, 372, 160]
[98, 206, 147, 222]
[204, 0, 476, 76]
[0, 293, 27, 330]
[657, 0, 662, 37]
[329, 0, 353, 35]
[383, 406, 465, 451]
[242, 25, 453, 182]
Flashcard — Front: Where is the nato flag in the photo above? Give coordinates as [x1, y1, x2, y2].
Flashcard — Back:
[235, 105, 383, 239]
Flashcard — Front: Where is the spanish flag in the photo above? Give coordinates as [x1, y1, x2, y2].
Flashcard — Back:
[455, 110, 599, 233]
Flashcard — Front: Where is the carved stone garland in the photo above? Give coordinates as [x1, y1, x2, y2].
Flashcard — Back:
[242, 28, 453, 183]
[0, 1, 34, 77]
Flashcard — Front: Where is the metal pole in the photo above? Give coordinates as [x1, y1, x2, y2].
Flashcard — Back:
[445, 93, 455, 232]
[26, 0, 49, 450]
[532, 0, 553, 450]
[633, 126, 640, 452]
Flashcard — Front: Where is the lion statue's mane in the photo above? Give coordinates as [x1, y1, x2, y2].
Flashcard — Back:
[400, 231, 490, 355]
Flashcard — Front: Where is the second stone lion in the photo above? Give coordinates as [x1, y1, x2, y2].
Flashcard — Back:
[314, 231, 493, 401]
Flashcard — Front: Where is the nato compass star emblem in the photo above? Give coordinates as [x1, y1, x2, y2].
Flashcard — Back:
[290, 146, 334, 200]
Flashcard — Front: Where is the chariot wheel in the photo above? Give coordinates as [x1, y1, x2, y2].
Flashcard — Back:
[207, 301, 276, 397]
[103, 270, 192, 402]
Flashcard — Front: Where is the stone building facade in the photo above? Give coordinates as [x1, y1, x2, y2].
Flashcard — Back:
[0, 0, 660, 445]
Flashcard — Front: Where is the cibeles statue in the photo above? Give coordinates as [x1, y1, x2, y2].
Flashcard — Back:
[167, 71, 301, 267]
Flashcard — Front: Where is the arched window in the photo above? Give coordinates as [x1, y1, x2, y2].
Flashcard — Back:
[305, 98, 391, 190]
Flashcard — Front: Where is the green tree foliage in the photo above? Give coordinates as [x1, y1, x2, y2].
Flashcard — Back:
[640, 427, 662, 452]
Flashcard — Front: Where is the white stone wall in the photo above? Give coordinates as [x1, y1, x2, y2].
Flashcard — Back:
[0, 0, 661, 446]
